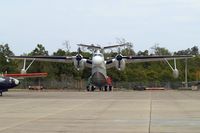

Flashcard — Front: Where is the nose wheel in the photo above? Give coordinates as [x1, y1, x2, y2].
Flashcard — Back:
[104, 86, 107, 91]
[86, 86, 96, 91]
[109, 86, 112, 91]
[104, 86, 113, 91]
[86, 86, 112, 92]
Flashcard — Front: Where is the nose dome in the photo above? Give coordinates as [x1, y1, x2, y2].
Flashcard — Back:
[14, 79, 20, 85]
[93, 56, 103, 65]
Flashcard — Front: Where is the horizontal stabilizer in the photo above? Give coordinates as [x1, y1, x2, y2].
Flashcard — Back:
[77, 44, 101, 50]
[77, 44, 130, 50]
[103, 44, 130, 49]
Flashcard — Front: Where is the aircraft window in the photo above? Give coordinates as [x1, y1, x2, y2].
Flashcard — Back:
[94, 54, 102, 57]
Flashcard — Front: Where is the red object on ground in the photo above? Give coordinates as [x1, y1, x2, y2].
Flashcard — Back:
[3, 73, 48, 78]
[107, 77, 112, 85]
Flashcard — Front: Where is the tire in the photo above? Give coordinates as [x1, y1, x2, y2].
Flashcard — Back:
[86, 86, 90, 91]
[99, 88, 102, 91]
[91, 86, 95, 91]
[104, 86, 107, 91]
[109, 86, 112, 91]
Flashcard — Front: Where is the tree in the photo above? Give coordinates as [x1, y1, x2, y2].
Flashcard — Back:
[174, 48, 191, 55]
[137, 50, 149, 56]
[27, 44, 49, 73]
[151, 44, 171, 55]
[0, 43, 17, 73]
[191, 46, 199, 55]
[116, 38, 135, 55]
[63, 40, 71, 55]
[52, 49, 74, 80]
[174, 46, 199, 55]
[0, 43, 14, 56]
[29, 44, 48, 56]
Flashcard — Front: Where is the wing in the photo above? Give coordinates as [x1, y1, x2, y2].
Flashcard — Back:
[9, 56, 75, 63]
[106, 55, 194, 68]
[8, 55, 93, 68]
[124, 55, 194, 63]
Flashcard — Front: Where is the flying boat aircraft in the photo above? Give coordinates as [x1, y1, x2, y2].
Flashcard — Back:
[8, 44, 194, 91]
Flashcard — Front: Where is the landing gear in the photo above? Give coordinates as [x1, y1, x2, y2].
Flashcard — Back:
[104, 86, 113, 91]
[0, 90, 2, 96]
[104, 86, 107, 91]
[103, 86, 112, 91]
[99, 87, 102, 91]
[86, 85, 112, 92]
[109, 86, 112, 91]
[86, 86, 90, 91]
[86, 86, 96, 91]
[91, 86, 95, 91]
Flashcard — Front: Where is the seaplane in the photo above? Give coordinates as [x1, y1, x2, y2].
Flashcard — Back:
[8, 44, 194, 91]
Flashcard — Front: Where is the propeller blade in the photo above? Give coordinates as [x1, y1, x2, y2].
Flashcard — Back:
[78, 47, 81, 54]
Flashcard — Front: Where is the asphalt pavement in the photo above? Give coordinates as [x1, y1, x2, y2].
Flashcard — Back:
[0, 90, 200, 133]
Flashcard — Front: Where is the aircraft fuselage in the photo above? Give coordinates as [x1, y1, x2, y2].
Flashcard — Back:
[90, 50, 108, 88]
[0, 77, 20, 96]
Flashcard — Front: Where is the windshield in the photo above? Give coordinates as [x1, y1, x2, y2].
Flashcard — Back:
[94, 53, 103, 57]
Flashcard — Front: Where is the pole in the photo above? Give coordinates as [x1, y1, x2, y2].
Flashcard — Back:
[185, 58, 188, 88]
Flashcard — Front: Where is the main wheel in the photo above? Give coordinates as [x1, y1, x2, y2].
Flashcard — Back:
[104, 86, 108, 91]
[0, 90, 2, 96]
[91, 86, 95, 91]
[86, 86, 90, 91]
[109, 86, 112, 91]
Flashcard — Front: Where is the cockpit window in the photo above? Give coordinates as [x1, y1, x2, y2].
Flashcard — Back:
[94, 54, 103, 57]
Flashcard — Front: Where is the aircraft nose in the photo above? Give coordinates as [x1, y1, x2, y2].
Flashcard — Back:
[93, 56, 103, 66]
[14, 79, 20, 85]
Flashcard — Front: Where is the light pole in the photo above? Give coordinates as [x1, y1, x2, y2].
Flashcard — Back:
[185, 58, 188, 88]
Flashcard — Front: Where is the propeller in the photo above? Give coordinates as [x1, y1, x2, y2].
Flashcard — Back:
[115, 46, 124, 69]
[76, 47, 83, 69]
[118, 46, 121, 54]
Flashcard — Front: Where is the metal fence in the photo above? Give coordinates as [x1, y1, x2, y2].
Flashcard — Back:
[17, 78, 189, 90]
[18, 79, 86, 90]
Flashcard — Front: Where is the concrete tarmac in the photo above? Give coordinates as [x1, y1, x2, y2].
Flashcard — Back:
[1, 90, 200, 133]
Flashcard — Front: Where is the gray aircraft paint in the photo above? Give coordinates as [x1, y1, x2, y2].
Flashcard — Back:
[90, 50, 108, 87]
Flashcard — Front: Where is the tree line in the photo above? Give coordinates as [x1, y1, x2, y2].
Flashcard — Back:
[0, 43, 200, 83]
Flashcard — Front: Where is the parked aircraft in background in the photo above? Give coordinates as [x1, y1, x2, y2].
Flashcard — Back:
[9, 44, 193, 91]
[0, 76, 20, 96]
[0, 73, 48, 96]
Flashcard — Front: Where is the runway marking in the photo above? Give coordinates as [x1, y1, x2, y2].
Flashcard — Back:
[148, 91, 152, 133]
[0, 100, 93, 132]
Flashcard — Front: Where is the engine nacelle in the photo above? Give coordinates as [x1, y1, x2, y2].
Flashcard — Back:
[74, 59, 85, 71]
[115, 59, 126, 71]
[173, 69, 179, 78]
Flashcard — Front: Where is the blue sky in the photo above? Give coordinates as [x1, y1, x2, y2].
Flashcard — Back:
[0, 0, 200, 55]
